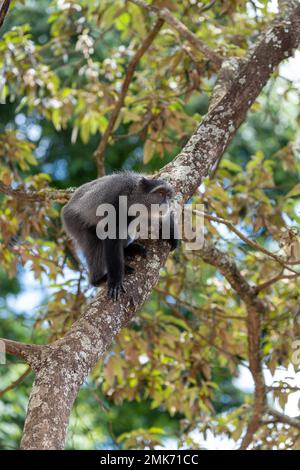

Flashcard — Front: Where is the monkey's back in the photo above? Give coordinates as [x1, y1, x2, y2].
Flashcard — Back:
[62, 172, 141, 229]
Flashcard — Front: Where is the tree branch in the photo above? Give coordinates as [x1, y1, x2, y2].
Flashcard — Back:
[267, 407, 300, 430]
[0, 181, 73, 203]
[0, 338, 42, 369]
[0, 0, 11, 30]
[129, 0, 223, 66]
[239, 303, 266, 449]
[255, 271, 300, 293]
[196, 240, 265, 311]
[196, 209, 300, 274]
[94, 18, 164, 175]
[198, 0, 217, 14]
[195, 241, 267, 449]
[0, 367, 31, 398]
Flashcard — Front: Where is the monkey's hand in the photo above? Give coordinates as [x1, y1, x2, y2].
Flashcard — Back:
[107, 278, 126, 301]
[124, 242, 147, 259]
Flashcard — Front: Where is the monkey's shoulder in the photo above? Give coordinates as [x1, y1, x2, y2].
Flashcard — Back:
[69, 172, 140, 203]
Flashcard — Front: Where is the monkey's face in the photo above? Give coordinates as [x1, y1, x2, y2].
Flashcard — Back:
[132, 177, 174, 207]
[126, 177, 174, 240]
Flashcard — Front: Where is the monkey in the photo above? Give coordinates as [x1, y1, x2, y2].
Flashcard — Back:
[61, 171, 178, 300]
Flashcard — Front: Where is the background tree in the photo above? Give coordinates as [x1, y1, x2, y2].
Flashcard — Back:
[0, 0, 299, 450]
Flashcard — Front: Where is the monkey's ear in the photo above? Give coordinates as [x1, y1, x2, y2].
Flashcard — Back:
[139, 177, 155, 192]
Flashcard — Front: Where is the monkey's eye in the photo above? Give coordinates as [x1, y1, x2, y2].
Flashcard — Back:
[151, 186, 171, 201]
[157, 190, 168, 200]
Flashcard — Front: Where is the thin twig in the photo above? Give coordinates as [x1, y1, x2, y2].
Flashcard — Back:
[268, 407, 300, 430]
[198, 0, 217, 14]
[155, 287, 246, 321]
[255, 272, 299, 293]
[0, 367, 31, 398]
[267, 385, 300, 392]
[0, 0, 11, 29]
[195, 209, 300, 275]
[0, 181, 73, 203]
[129, 0, 222, 66]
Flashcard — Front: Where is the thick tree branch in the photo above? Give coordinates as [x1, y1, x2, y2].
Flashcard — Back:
[208, 57, 245, 176]
[20, 4, 300, 449]
[94, 18, 164, 175]
[129, 0, 223, 66]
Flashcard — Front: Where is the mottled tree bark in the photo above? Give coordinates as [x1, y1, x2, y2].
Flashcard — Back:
[1, 2, 299, 450]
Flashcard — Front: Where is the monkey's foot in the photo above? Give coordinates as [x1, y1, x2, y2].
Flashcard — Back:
[125, 242, 147, 259]
[108, 280, 126, 301]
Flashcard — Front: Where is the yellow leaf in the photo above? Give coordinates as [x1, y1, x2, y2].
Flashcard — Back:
[1, 171, 12, 185]
[143, 140, 155, 164]
[287, 183, 300, 198]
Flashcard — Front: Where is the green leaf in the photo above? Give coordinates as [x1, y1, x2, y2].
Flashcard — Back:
[220, 159, 243, 173]
[286, 183, 300, 198]
[115, 13, 130, 31]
